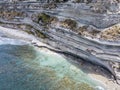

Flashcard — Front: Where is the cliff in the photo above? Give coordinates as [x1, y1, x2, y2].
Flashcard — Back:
[0, 0, 120, 86]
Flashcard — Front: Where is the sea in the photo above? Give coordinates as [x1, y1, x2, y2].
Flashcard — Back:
[0, 37, 105, 90]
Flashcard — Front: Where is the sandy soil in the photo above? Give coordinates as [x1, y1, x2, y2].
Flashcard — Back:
[89, 73, 120, 90]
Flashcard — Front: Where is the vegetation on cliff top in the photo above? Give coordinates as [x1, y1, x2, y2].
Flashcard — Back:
[0, 10, 25, 20]
[37, 13, 51, 24]
[100, 25, 120, 40]
[61, 19, 77, 30]
[32, 13, 57, 26]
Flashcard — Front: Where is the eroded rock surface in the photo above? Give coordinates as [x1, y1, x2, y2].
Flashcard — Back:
[0, 0, 120, 86]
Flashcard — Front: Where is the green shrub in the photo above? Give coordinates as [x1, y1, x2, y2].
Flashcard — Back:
[37, 13, 51, 24]
[62, 19, 77, 29]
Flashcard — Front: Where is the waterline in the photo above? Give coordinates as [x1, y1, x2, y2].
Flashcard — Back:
[0, 39, 104, 90]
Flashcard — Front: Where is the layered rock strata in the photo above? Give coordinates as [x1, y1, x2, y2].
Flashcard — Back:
[0, 0, 120, 84]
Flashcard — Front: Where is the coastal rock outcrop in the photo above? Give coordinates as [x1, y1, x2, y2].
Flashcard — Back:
[0, 0, 120, 85]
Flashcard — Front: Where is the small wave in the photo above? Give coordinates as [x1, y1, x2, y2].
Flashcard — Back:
[0, 37, 28, 45]
[95, 86, 105, 90]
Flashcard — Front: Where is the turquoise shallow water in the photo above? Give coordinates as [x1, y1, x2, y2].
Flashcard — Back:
[0, 42, 104, 90]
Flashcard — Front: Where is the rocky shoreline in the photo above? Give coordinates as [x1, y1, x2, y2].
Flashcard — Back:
[0, 25, 119, 90]
[0, 0, 120, 89]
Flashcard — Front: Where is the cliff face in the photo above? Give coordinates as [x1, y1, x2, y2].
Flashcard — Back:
[0, 0, 120, 85]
